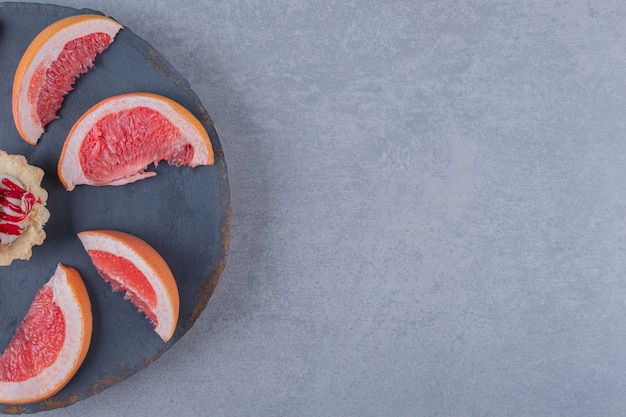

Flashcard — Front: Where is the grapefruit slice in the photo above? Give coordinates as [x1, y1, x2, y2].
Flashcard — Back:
[13, 14, 123, 144]
[77, 230, 179, 342]
[58, 92, 214, 191]
[0, 264, 92, 405]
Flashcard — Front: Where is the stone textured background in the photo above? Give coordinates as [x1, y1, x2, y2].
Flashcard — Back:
[13, 0, 626, 416]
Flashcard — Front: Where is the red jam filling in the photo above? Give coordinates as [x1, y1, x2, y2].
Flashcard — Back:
[0, 177, 40, 244]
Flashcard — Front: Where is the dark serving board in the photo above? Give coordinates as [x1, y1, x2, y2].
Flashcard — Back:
[0, 2, 230, 414]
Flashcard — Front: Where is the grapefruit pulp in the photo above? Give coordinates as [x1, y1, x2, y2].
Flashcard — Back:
[0, 264, 92, 405]
[58, 92, 214, 191]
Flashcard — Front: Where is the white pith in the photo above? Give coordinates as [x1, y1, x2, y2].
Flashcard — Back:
[15, 17, 122, 142]
[78, 232, 177, 341]
[0, 265, 89, 403]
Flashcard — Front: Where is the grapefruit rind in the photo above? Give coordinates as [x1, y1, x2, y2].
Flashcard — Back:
[0, 264, 92, 405]
[78, 230, 179, 342]
[13, 14, 123, 144]
[58, 92, 214, 191]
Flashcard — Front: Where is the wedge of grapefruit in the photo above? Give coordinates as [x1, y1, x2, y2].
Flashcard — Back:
[57, 92, 214, 191]
[78, 230, 179, 342]
[0, 264, 92, 405]
[13, 14, 123, 144]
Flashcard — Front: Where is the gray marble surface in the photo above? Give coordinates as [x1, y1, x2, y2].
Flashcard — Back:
[10, 0, 626, 416]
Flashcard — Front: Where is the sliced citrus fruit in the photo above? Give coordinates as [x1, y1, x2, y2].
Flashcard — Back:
[13, 14, 123, 144]
[57, 92, 214, 191]
[0, 264, 92, 405]
[77, 230, 179, 342]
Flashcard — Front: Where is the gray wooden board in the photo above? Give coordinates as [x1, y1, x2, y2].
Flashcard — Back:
[0, 2, 230, 413]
